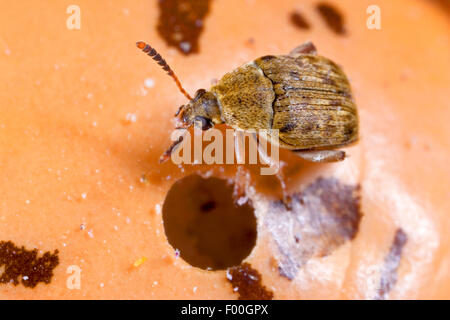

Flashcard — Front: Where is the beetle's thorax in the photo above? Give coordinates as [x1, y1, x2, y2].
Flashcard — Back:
[177, 89, 223, 128]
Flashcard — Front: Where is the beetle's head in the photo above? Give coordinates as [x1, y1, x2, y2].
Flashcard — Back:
[175, 89, 223, 130]
[136, 41, 224, 163]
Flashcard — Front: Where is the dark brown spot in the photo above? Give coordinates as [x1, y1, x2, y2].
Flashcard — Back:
[290, 11, 310, 30]
[0, 241, 59, 288]
[375, 228, 408, 300]
[266, 177, 362, 279]
[316, 2, 346, 35]
[280, 122, 297, 133]
[226, 263, 273, 300]
[200, 200, 216, 212]
[157, 0, 212, 55]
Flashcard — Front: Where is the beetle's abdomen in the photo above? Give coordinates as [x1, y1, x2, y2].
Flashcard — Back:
[211, 62, 275, 131]
[254, 55, 358, 150]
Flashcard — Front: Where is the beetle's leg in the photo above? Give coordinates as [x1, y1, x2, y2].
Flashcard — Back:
[233, 131, 249, 203]
[235, 130, 245, 165]
[289, 41, 317, 56]
[251, 133, 291, 209]
[251, 133, 277, 169]
[293, 149, 346, 162]
[159, 130, 187, 163]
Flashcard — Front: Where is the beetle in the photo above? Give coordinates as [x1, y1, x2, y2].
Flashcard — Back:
[136, 41, 358, 164]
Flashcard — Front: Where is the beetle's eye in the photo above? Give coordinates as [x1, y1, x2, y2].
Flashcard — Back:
[194, 116, 213, 131]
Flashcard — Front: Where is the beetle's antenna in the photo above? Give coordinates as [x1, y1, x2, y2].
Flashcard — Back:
[136, 41, 193, 100]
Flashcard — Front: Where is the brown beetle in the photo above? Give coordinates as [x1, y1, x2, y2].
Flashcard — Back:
[136, 41, 358, 164]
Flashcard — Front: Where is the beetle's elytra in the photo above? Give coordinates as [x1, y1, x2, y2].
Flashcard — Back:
[136, 41, 358, 163]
